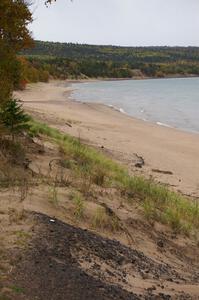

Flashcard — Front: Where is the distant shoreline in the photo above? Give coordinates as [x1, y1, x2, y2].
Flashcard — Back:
[65, 73, 199, 83]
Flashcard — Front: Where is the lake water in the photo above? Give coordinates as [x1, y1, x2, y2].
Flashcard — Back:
[71, 78, 199, 134]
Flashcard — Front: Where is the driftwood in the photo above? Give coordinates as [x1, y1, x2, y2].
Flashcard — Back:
[23, 158, 31, 169]
[134, 153, 145, 168]
[49, 158, 62, 171]
[65, 122, 72, 128]
[152, 169, 173, 175]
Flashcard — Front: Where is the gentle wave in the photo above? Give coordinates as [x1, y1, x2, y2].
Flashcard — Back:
[108, 104, 126, 114]
[156, 122, 173, 128]
[71, 78, 199, 134]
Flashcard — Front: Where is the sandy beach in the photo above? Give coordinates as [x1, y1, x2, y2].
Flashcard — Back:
[15, 80, 199, 198]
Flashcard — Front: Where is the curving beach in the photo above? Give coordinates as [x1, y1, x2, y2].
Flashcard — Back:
[16, 80, 199, 198]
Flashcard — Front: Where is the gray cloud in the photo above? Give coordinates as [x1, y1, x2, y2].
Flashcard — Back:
[30, 0, 199, 46]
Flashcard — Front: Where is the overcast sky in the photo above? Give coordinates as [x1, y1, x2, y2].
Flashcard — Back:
[30, 0, 199, 46]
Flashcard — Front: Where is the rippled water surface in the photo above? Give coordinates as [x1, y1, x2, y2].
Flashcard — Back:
[71, 78, 199, 133]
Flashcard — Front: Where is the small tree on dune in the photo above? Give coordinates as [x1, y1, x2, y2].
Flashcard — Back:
[0, 98, 30, 141]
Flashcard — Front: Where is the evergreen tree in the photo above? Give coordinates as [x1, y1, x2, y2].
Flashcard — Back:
[0, 98, 30, 140]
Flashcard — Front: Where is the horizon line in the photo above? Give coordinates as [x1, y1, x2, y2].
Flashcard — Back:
[34, 40, 199, 48]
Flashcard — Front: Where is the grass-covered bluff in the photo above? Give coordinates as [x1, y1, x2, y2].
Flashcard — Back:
[29, 119, 199, 237]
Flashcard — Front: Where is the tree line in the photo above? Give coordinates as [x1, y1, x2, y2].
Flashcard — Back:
[21, 41, 199, 64]
[19, 41, 199, 81]
[19, 55, 199, 83]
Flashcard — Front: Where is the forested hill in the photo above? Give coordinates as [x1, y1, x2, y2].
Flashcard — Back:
[19, 41, 199, 82]
[22, 41, 199, 64]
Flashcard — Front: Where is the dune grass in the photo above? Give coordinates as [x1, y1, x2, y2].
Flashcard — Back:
[92, 207, 120, 232]
[71, 192, 85, 220]
[28, 119, 128, 185]
[28, 120, 199, 236]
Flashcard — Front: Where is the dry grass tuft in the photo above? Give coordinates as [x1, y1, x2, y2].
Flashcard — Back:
[70, 192, 85, 220]
[92, 207, 120, 232]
